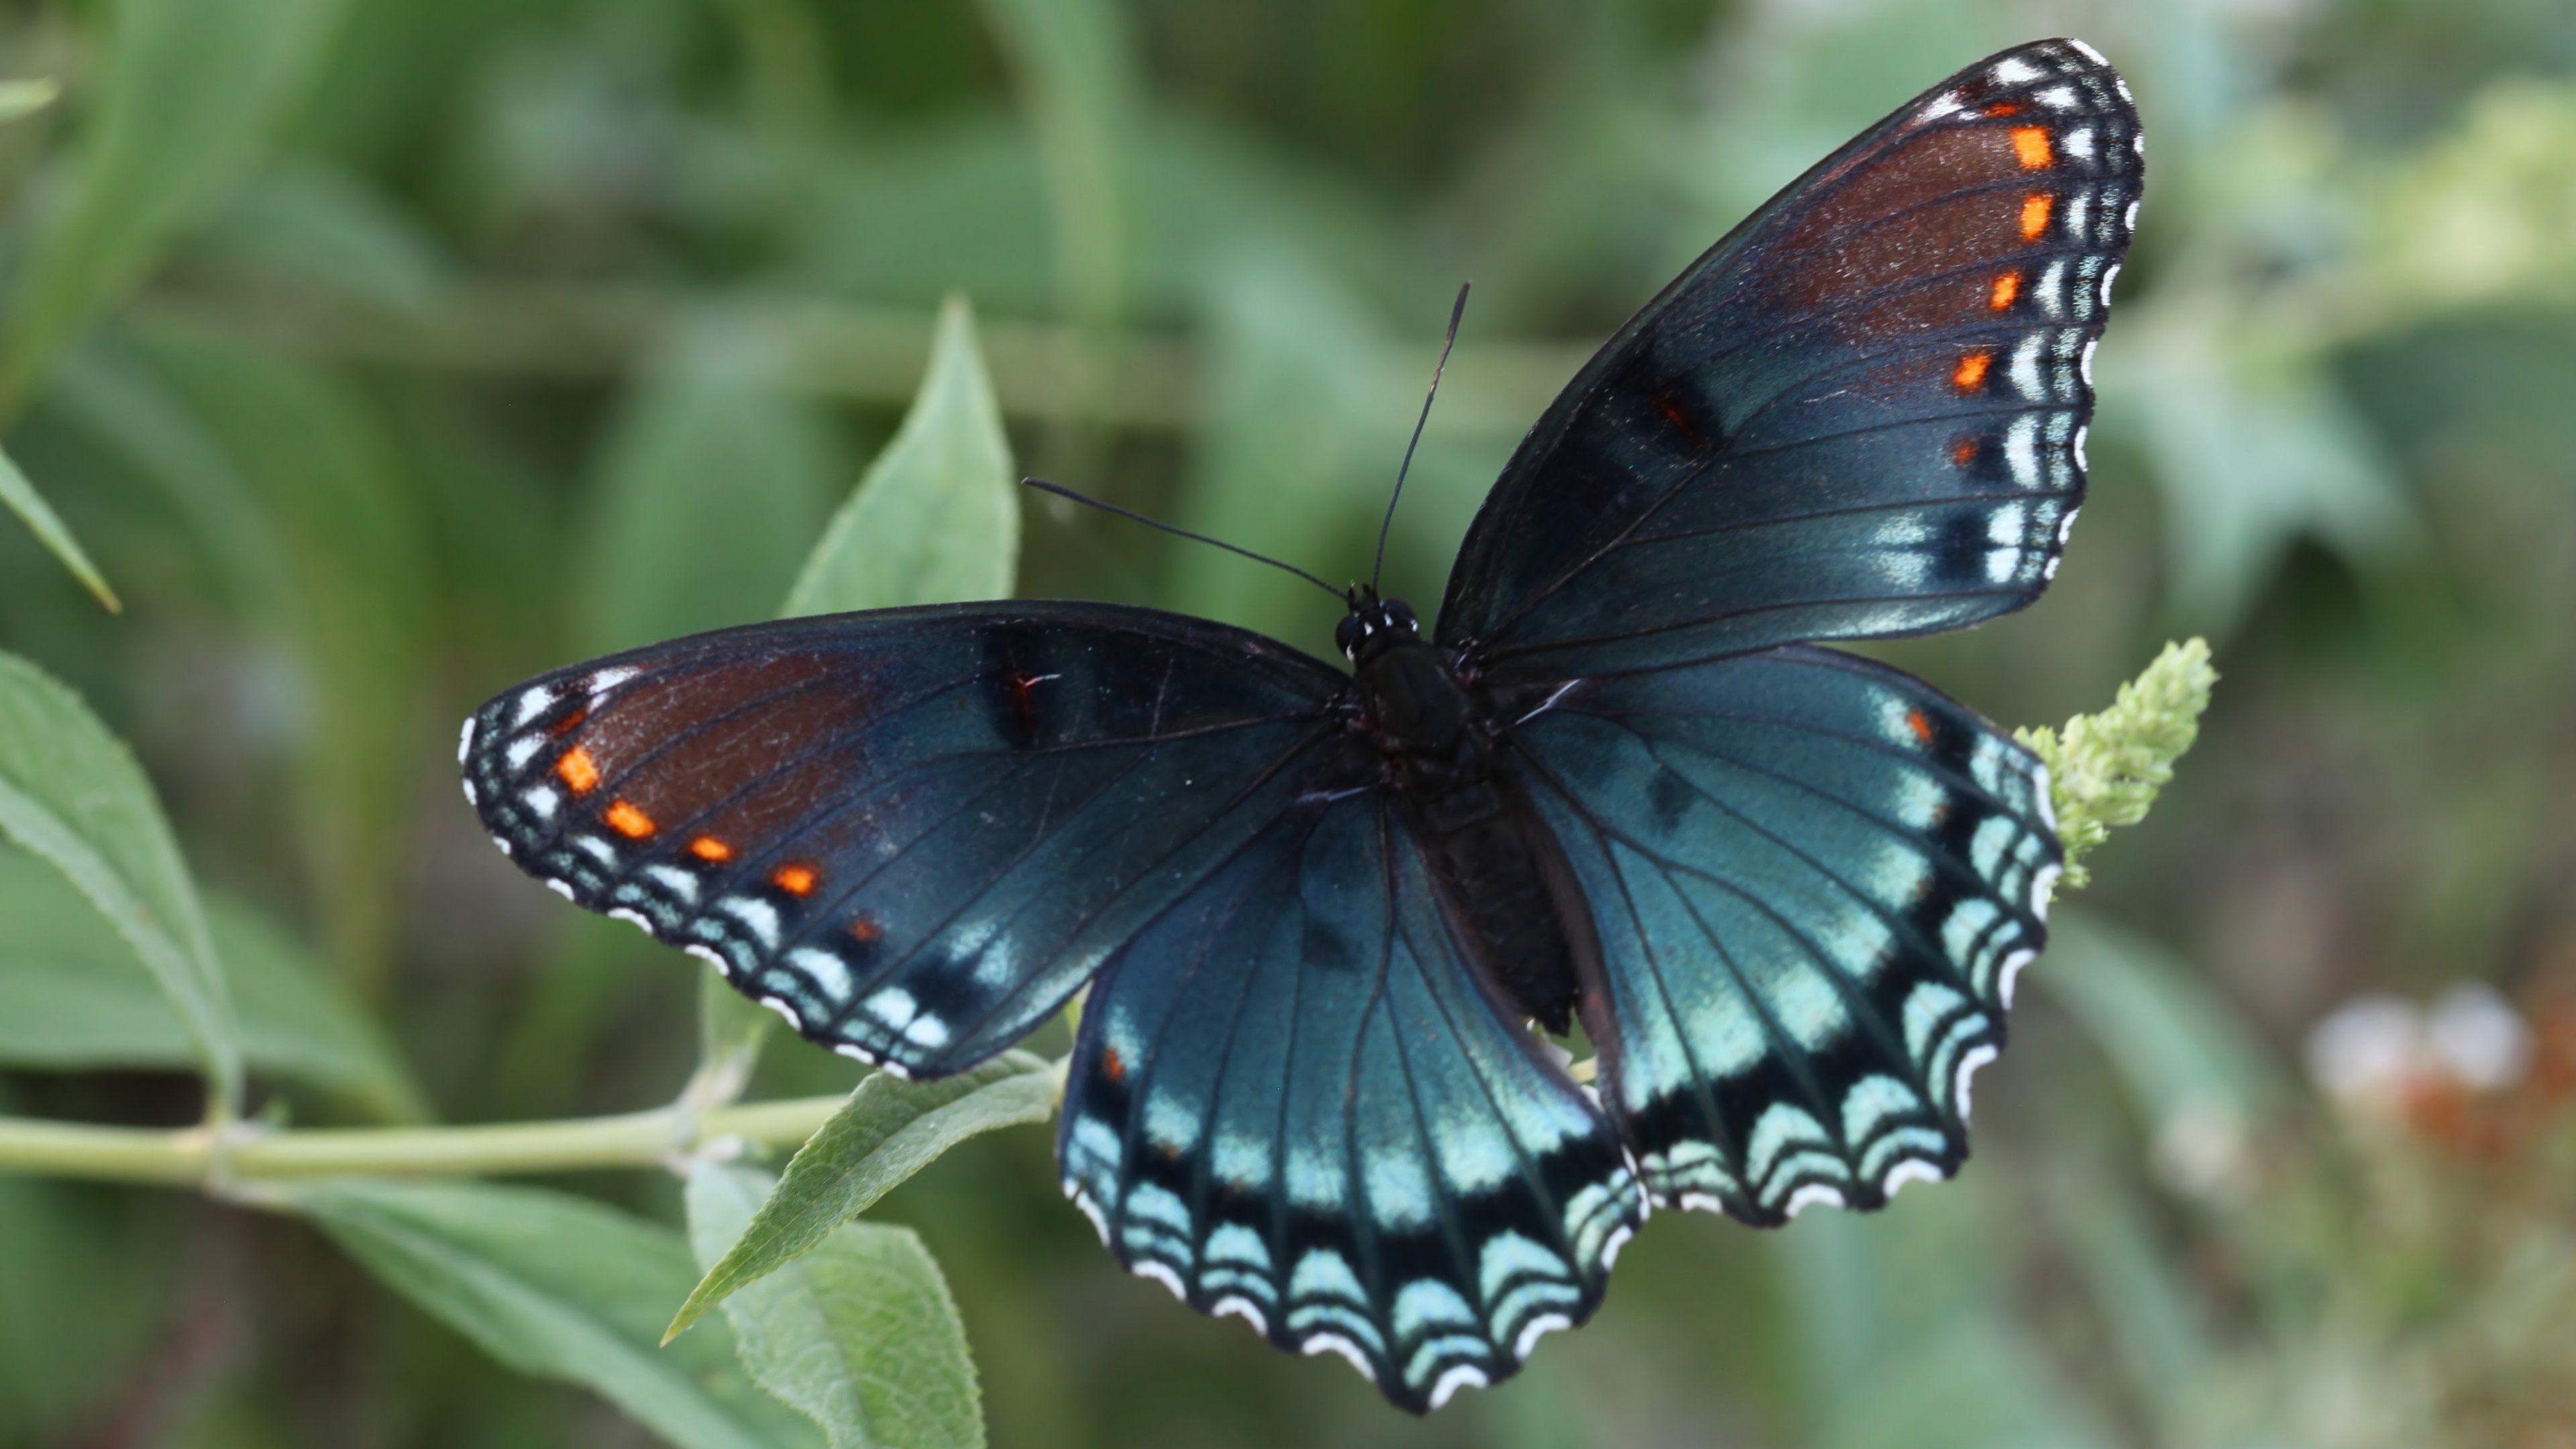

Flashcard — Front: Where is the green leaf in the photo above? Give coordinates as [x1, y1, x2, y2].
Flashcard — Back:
[578, 321, 841, 653]
[782, 296, 1018, 619]
[972, 0, 1139, 329]
[686, 1165, 985, 1449]
[2036, 1165, 2223, 1445]
[2116, 309, 2420, 634]
[295, 1179, 816, 1449]
[1781, 1189, 2118, 1449]
[0, 651, 239, 1114]
[0, 442, 119, 610]
[2041, 910, 2288, 1136]
[0, 0, 349, 411]
[1173, 251, 1391, 650]
[0, 849, 425, 1119]
[0, 78, 59, 125]
[142, 338, 435, 983]
[667, 1051, 1055, 1340]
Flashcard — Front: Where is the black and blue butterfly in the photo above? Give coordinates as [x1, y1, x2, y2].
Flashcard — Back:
[460, 38, 2139, 1412]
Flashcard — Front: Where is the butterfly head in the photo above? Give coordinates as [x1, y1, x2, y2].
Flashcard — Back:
[1336, 589, 1420, 664]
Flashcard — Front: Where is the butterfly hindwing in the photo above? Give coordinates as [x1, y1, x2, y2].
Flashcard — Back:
[1058, 788, 1648, 1411]
[461, 602, 1360, 1078]
[1441, 38, 2139, 676]
[1503, 646, 2059, 1222]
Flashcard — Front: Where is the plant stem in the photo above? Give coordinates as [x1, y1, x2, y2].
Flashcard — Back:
[0, 1093, 854, 1190]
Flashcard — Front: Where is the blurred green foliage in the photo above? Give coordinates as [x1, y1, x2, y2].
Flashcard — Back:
[3, 0, 2576, 1445]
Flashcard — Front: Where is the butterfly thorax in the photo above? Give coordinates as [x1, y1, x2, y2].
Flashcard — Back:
[1342, 594, 1599, 1037]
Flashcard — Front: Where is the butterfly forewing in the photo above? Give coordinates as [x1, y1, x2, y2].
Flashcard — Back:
[461, 603, 1361, 1077]
[1058, 790, 1647, 1412]
[1509, 646, 2058, 1220]
[1441, 38, 2139, 675]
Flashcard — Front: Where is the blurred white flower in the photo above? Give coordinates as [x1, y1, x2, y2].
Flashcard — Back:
[2303, 983, 2534, 1114]
[2154, 1102, 2254, 1201]
[2304, 994, 2426, 1104]
[2425, 983, 2532, 1091]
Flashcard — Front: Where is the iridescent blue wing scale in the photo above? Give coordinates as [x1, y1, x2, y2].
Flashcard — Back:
[460, 602, 1364, 1078]
[1440, 38, 2141, 678]
[1058, 788, 1648, 1412]
[1504, 646, 2058, 1221]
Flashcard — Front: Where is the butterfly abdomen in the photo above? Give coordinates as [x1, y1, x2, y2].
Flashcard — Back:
[1353, 627, 1599, 1038]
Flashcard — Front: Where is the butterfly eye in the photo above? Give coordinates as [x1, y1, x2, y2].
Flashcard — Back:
[1387, 601, 1418, 633]
[1334, 614, 1364, 657]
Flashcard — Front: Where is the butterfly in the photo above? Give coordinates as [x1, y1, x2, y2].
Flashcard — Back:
[460, 38, 2139, 1412]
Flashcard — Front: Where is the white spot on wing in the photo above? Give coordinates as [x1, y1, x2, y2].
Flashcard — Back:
[2000, 948, 2037, 1008]
[1783, 1183, 1846, 1219]
[511, 686, 556, 729]
[1990, 56, 2043, 85]
[2065, 38, 2109, 66]
[1513, 1311, 1574, 1360]
[1213, 1296, 1268, 1334]
[721, 896, 781, 947]
[1954, 1042, 2001, 1119]
[1427, 1364, 1489, 1410]
[1134, 1260, 1188, 1301]
[458, 717, 477, 765]
[1300, 1333, 1377, 1382]
[2008, 333, 2047, 400]
[1600, 1222, 1634, 1269]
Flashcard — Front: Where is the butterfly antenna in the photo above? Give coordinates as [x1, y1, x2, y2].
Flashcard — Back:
[1371, 281, 1470, 594]
[1020, 478, 1347, 603]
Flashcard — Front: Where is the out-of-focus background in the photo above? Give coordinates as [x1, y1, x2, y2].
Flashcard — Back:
[3, 0, 2575, 1444]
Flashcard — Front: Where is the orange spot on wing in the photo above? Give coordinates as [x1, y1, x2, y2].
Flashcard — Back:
[1982, 101, 2024, 117]
[1988, 270, 2022, 311]
[848, 914, 882, 944]
[690, 835, 733, 863]
[1951, 350, 1994, 392]
[1654, 392, 1699, 441]
[2010, 124, 2052, 170]
[1950, 436, 1980, 468]
[2019, 191, 2055, 239]
[549, 707, 588, 736]
[1906, 708, 1935, 745]
[771, 863, 818, 897]
[1103, 1046, 1125, 1083]
[556, 746, 601, 794]
[604, 799, 655, 838]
